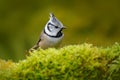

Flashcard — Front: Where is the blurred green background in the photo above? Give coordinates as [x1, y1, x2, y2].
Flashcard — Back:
[0, 0, 120, 61]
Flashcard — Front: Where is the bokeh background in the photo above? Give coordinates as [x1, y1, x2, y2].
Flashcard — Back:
[0, 0, 120, 61]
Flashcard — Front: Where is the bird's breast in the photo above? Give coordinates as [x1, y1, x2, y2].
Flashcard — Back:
[39, 34, 64, 49]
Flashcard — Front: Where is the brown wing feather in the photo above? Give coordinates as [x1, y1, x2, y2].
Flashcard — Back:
[31, 31, 44, 50]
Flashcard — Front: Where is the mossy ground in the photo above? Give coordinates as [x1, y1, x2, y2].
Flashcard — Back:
[0, 43, 120, 80]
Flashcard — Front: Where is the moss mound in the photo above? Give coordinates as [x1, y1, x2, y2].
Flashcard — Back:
[0, 43, 120, 80]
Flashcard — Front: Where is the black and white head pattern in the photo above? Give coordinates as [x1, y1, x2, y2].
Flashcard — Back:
[44, 13, 65, 38]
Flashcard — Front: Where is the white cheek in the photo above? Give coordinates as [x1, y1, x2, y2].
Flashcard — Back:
[49, 26, 54, 31]
[45, 26, 57, 36]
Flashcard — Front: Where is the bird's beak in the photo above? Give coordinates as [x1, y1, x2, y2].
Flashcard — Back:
[62, 26, 67, 29]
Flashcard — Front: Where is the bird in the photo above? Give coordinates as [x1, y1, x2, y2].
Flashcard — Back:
[30, 13, 66, 51]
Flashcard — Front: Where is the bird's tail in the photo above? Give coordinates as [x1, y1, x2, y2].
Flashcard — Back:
[29, 44, 39, 52]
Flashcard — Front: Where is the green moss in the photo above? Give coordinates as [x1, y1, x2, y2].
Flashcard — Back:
[0, 43, 120, 80]
[0, 60, 16, 80]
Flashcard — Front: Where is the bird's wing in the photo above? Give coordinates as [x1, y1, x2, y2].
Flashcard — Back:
[36, 31, 44, 45]
[31, 31, 44, 50]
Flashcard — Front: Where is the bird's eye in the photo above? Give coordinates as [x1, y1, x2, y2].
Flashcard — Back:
[55, 26, 59, 28]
